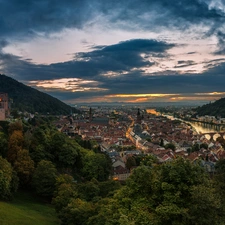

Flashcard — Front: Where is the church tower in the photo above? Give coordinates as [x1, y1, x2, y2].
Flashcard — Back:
[136, 108, 141, 124]
[89, 107, 92, 122]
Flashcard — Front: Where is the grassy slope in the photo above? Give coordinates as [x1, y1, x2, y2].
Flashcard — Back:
[0, 191, 59, 225]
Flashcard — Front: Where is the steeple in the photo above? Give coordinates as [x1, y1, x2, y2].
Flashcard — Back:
[89, 107, 92, 122]
[136, 108, 141, 124]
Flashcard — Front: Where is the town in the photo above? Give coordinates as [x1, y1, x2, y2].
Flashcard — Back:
[54, 105, 225, 181]
[1, 91, 225, 181]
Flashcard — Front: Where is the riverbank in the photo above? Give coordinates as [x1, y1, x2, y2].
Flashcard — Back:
[162, 114, 220, 134]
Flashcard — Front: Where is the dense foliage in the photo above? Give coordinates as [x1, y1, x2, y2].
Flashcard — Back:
[0, 74, 78, 114]
[112, 158, 222, 225]
[0, 156, 18, 200]
[0, 118, 112, 193]
[51, 157, 225, 225]
[195, 97, 225, 117]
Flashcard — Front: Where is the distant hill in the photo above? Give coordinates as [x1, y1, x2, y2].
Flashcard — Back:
[0, 74, 78, 115]
[195, 97, 225, 117]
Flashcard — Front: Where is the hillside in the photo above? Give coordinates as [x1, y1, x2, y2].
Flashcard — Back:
[0, 191, 59, 225]
[0, 74, 77, 115]
[195, 97, 225, 117]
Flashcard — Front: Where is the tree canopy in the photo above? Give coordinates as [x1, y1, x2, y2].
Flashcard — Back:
[32, 160, 58, 197]
[107, 158, 223, 225]
[0, 156, 18, 200]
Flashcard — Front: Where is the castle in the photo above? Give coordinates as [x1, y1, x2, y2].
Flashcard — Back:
[0, 93, 10, 121]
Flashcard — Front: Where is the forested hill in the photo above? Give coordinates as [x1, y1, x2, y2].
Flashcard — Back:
[0, 74, 77, 115]
[195, 97, 225, 117]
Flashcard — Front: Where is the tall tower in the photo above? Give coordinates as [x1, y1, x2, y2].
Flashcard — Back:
[0, 93, 10, 121]
[89, 107, 92, 122]
[136, 108, 141, 124]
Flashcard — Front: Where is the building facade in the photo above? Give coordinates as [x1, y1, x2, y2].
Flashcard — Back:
[0, 93, 10, 121]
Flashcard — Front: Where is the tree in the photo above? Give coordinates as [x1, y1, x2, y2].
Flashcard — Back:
[192, 143, 200, 152]
[7, 130, 24, 164]
[14, 149, 34, 186]
[8, 121, 23, 135]
[28, 126, 53, 163]
[60, 198, 95, 225]
[10, 109, 20, 119]
[0, 131, 8, 158]
[214, 159, 225, 215]
[52, 174, 78, 214]
[98, 180, 121, 198]
[56, 141, 78, 168]
[164, 143, 176, 151]
[29, 144, 48, 164]
[0, 156, 18, 200]
[77, 179, 100, 201]
[125, 156, 136, 171]
[200, 143, 208, 149]
[141, 155, 158, 167]
[87, 198, 120, 225]
[49, 132, 79, 168]
[81, 153, 111, 181]
[110, 158, 222, 225]
[32, 160, 57, 197]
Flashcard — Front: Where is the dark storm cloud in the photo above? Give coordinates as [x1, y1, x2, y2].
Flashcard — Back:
[96, 0, 223, 26]
[0, 39, 174, 80]
[96, 72, 225, 95]
[0, 0, 224, 41]
[75, 39, 174, 71]
[0, 0, 94, 39]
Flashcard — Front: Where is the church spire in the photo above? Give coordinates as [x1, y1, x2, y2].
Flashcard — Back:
[136, 108, 141, 124]
[89, 107, 92, 122]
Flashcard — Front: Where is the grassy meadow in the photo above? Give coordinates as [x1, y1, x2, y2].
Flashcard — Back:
[0, 191, 59, 225]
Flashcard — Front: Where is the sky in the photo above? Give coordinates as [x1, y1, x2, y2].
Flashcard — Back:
[1, 0, 225, 105]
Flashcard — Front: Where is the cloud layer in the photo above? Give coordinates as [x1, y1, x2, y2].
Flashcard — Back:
[1, 0, 225, 104]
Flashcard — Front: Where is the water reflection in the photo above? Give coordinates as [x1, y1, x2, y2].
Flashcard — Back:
[161, 114, 222, 134]
[189, 121, 221, 134]
[147, 110, 224, 134]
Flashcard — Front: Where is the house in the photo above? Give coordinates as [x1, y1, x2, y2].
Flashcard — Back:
[112, 165, 130, 181]
[159, 154, 173, 163]
[100, 142, 110, 152]
[112, 159, 126, 168]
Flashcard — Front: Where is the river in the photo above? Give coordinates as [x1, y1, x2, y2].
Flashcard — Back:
[146, 109, 222, 134]
[187, 121, 223, 134]
[161, 114, 221, 134]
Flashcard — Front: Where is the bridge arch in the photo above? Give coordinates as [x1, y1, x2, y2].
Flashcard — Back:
[203, 132, 225, 141]
[204, 134, 211, 141]
[213, 133, 222, 141]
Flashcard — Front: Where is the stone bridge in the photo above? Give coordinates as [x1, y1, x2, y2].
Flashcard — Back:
[201, 132, 225, 141]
